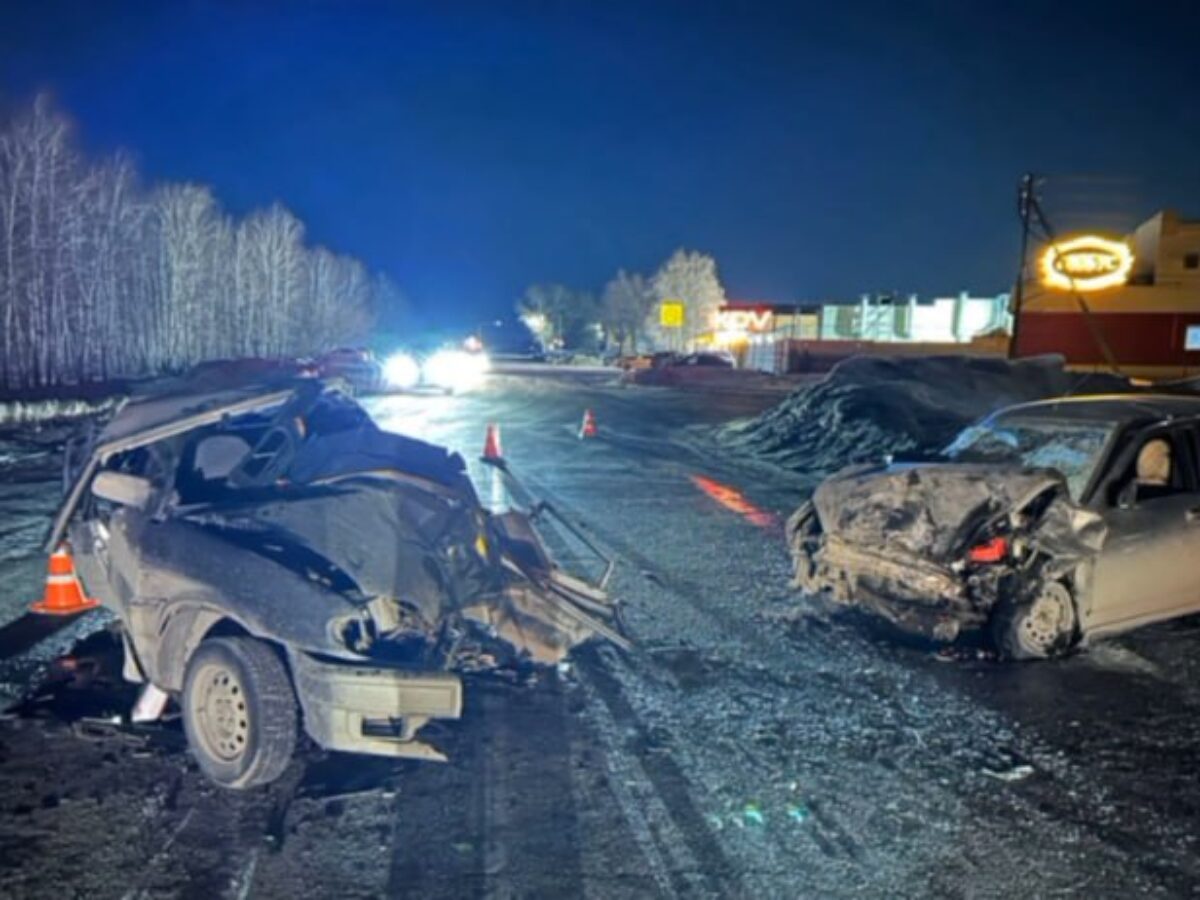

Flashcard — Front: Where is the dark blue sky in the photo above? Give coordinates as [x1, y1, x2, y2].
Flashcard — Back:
[3, 1, 1199, 324]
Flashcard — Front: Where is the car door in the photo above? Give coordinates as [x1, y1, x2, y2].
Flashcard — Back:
[1086, 423, 1200, 634]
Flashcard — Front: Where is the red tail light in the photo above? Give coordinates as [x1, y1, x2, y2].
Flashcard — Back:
[967, 536, 1008, 564]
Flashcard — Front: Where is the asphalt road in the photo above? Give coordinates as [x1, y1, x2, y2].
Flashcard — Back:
[2, 374, 1200, 898]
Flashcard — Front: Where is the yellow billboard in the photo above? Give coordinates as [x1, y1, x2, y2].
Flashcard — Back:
[660, 300, 685, 328]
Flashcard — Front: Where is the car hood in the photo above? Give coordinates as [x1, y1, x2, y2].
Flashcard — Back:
[810, 462, 1107, 564]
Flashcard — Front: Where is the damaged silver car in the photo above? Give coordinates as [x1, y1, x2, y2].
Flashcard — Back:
[47, 376, 625, 788]
[788, 394, 1200, 659]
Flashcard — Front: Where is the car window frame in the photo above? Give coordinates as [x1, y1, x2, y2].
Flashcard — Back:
[46, 387, 303, 552]
[1094, 417, 1200, 508]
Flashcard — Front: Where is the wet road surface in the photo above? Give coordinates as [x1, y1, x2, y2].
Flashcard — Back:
[2, 375, 1199, 897]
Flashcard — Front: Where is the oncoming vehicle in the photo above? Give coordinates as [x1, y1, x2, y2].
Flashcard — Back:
[788, 394, 1200, 659]
[49, 375, 623, 788]
[382, 346, 490, 393]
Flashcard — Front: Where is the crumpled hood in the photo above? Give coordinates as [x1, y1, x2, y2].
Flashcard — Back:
[812, 462, 1107, 564]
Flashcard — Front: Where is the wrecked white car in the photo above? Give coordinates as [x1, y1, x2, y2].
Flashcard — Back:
[788, 394, 1200, 659]
[47, 376, 624, 788]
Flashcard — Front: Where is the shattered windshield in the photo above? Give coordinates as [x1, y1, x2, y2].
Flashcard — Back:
[943, 415, 1115, 499]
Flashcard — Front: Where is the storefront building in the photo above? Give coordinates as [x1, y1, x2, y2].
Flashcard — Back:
[819, 293, 1010, 343]
[709, 301, 819, 371]
[711, 293, 1010, 373]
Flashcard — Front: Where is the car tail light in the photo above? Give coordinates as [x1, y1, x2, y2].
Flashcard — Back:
[967, 536, 1008, 564]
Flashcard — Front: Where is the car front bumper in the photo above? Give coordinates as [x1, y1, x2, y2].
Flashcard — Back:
[289, 651, 463, 761]
[798, 536, 988, 641]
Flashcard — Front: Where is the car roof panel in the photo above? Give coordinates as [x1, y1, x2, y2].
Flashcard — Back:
[97, 383, 299, 447]
[990, 393, 1200, 426]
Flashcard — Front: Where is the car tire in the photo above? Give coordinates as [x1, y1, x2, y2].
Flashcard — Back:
[991, 579, 1077, 660]
[182, 636, 298, 789]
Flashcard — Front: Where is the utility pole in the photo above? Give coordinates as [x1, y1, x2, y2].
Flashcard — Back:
[1011, 171, 1121, 376]
[1008, 172, 1035, 359]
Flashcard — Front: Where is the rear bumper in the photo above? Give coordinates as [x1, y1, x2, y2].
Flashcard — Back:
[289, 651, 462, 761]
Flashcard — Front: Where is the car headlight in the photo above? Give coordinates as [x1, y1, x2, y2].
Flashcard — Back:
[383, 352, 421, 389]
[423, 350, 489, 391]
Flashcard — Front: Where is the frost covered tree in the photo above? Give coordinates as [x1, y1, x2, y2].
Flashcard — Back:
[649, 249, 726, 349]
[0, 94, 386, 392]
[516, 283, 598, 349]
[0, 95, 78, 387]
[600, 269, 655, 353]
[153, 184, 227, 367]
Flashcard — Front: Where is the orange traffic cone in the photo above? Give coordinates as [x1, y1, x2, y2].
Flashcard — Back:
[482, 422, 503, 460]
[31, 547, 100, 616]
[579, 409, 597, 439]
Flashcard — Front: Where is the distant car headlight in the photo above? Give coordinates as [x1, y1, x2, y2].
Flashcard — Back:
[383, 352, 421, 389]
[423, 350, 490, 391]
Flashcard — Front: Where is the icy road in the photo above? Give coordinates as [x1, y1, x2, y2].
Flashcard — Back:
[2, 376, 1200, 898]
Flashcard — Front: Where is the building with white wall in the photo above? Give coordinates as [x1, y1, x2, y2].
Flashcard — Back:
[819, 292, 1011, 343]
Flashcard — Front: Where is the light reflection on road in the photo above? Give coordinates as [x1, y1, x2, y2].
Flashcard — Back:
[688, 474, 777, 528]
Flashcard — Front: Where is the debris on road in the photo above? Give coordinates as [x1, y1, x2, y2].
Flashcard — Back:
[741, 803, 765, 827]
[983, 764, 1035, 782]
[786, 803, 810, 824]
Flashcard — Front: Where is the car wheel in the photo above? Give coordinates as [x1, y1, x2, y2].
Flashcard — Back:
[182, 637, 298, 789]
[992, 579, 1077, 660]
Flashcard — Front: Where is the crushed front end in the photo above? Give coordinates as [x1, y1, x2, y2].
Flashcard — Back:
[787, 463, 1105, 642]
[61, 380, 628, 764]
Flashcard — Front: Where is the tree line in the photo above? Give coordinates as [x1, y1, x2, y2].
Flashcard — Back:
[0, 95, 389, 392]
[518, 248, 728, 354]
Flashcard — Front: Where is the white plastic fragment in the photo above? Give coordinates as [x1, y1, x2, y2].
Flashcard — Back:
[131, 683, 170, 723]
[982, 764, 1034, 782]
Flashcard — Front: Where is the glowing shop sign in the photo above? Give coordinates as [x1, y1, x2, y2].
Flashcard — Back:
[1040, 235, 1133, 292]
[714, 309, 774, 333]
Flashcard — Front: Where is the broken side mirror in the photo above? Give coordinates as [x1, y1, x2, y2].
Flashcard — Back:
[91, 471, 154, 510]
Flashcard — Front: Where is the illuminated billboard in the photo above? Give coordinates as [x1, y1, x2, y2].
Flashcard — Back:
[1039, 235, 1133, 292]
[714, 309, 774, 333]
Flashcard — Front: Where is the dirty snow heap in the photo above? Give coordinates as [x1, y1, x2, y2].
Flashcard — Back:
[724, 355, 1128, 475]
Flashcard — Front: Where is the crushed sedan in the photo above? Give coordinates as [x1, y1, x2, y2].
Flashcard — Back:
[47, 375, 625, 788]
[788, 394, 1200, 659]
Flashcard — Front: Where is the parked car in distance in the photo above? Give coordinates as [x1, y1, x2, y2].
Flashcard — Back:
[672, 351, 736, 369]
[788, 394, 1200, 659]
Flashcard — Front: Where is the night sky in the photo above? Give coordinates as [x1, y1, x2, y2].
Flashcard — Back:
[3, 0, 1199, 325]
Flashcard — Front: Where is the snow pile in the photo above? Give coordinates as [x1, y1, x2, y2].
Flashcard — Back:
[724, 355, 1128, 475]
[0, 396, 121, 430]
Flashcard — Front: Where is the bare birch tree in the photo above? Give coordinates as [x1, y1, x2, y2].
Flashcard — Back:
[0, 94, 382, 392]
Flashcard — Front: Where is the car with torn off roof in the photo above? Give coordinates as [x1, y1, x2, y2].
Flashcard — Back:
[49, 374, 625, 788]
